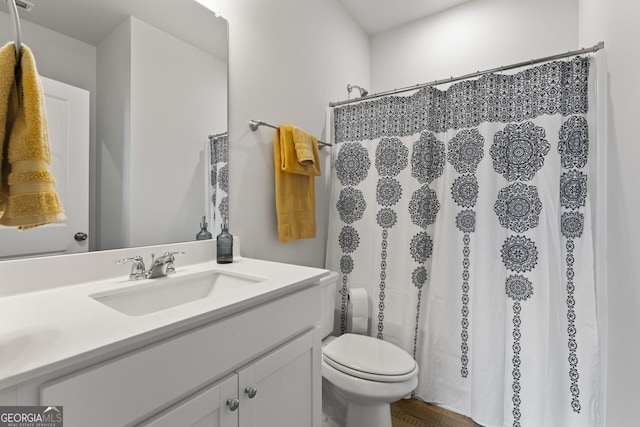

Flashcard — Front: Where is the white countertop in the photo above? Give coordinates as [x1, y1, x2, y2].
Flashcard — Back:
[0, 254, 328, 390]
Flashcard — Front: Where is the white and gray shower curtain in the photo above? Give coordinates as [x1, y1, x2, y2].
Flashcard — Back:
[326, 57, 603, 427]
[208, 133, 229, 234]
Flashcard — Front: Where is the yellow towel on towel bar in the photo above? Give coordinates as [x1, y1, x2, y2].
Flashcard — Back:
[279, 125, 321, 176]
[0, 42, 66, 229]
[274, 126, 321, 243]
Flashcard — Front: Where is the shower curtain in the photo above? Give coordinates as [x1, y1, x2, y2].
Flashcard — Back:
[208, 133, 229, 234]
[326, 57, 603, 427]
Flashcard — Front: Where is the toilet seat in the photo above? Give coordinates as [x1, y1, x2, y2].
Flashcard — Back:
[323, 334, 417, 383]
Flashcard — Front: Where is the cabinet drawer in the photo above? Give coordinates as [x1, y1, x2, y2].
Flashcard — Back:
[40, 286, 319, 427]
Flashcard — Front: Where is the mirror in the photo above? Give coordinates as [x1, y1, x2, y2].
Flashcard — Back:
[0, 0, 228, 259]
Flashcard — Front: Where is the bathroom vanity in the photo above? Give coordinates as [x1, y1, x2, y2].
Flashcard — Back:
[0, 240, 327, 427]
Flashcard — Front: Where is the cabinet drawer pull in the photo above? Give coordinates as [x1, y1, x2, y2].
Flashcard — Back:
[244, 386, 258, 398]
[226, 398, 240, 411]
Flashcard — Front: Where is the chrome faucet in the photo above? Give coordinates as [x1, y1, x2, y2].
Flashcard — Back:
[116, 251, 185, 280]
[147, 251, 185, 278]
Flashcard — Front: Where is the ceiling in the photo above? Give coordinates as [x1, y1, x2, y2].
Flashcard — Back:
[1, 0, 228, 60]
[2, 0, 472, 60]
[337, 0, 473, 35]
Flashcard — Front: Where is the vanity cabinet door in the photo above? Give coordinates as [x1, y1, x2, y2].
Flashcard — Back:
[139, 374, 238, 427]
[237, 330, 320, 427]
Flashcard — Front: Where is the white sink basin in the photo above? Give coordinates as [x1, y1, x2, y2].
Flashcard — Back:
[90, 270, 265, 316]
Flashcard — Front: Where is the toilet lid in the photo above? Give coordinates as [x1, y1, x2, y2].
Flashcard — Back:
[323, 334, 417, 382]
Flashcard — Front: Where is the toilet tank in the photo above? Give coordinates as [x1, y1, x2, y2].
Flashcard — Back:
[318, 271, 339, 339]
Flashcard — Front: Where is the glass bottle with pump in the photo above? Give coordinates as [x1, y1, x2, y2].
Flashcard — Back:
[216, 222, 233, 263]
[196, 215, 213, 240]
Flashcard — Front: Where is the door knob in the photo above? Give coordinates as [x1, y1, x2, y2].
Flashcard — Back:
[226, 398, 239, 411]
[74, 232, 88, 241]
[244, 386, 258, 398]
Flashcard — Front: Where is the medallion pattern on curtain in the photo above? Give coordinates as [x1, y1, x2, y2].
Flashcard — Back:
[208, 133, 229, 233]
[326, 57, 599, 427]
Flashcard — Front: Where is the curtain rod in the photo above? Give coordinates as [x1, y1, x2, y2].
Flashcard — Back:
[329, 41, 605, 108]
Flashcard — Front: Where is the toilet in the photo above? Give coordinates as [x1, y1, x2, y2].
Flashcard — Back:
[319, 272, 419, 427]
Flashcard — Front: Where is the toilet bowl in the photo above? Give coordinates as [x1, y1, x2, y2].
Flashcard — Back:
[318, 272, 419, 427]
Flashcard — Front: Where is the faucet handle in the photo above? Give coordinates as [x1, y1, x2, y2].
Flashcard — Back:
[116, 256, 147, 280]
[163, 251, 185, 275]
[151, 251, 185, 264]
[164, 251, 185, 257]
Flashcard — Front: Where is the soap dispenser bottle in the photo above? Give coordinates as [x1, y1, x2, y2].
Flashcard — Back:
[216, 222, 233, 263]
[196, 215, 213, 240]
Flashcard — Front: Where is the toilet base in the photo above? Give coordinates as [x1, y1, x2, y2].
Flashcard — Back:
[346, 401, 391, 427]
[322, 356, 418, 427]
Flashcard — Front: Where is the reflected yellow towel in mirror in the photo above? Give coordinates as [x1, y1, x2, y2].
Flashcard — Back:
[274, 125, 321, 243]
[0, 42, 65, 229]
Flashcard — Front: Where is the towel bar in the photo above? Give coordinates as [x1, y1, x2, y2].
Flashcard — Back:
[208, 131, 228, 140]
[7, 0, 22, 61]
[249, 120, 332, 149]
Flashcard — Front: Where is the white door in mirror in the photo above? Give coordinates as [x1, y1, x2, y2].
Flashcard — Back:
[0, 76, 89, 259]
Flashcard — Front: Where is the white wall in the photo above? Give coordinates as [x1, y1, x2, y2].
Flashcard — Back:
[129, 17, 227, 247]
[370, 0, 579, 92]
[579, 1, 640, 426]
[197, 0, 370, 268]
[96, 19, 131, 250]
[96, 16, 226, 250]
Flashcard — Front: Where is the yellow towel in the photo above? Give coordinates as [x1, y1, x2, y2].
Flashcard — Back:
[292, 126, 319, 168]
[274, 126, 320, 243]
[279, 125, 321, 176]
[0, 43, 65, 229]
